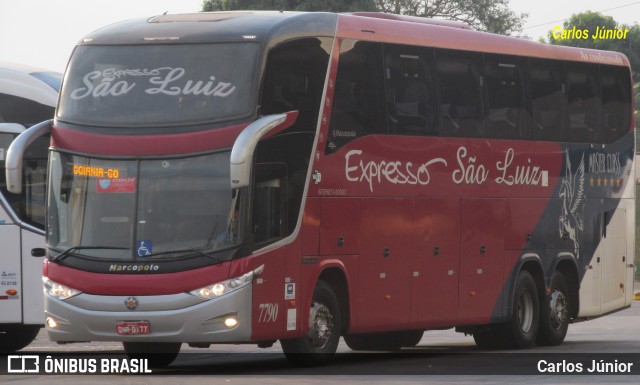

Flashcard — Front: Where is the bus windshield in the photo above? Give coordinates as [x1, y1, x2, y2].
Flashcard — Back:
[57, 43, 259, 127]
[47, 151, 242, 260]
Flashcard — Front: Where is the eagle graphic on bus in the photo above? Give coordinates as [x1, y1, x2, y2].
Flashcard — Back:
[559, 151, 586, 259]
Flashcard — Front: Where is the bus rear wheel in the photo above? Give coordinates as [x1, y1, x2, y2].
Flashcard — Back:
[0, 325, 40, 353]
[495, 271, 539, 349]
[281, 280, 341, 366]
[537, 271, 570, 346]
[122, 342, 181, 368]
[472, 328, 500, 350]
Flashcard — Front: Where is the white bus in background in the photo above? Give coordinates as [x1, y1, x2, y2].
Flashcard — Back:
[0, 62, 60, 352]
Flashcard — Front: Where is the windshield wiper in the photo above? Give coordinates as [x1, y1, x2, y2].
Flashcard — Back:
[139, 247, 223, 262]
[49, 246, 130, 262]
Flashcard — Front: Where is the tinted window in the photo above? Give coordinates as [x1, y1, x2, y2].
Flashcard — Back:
[58, 43, 259, 127]
[484, 55, 527, 139]
[383, 45, 437, 136]
[529, 59, 566, 141]
[567, 63, 601, 143]
[601, 65, 631, 143]
[259, 38, 329, 236]
[436, 49, 483, 138]
[0, 93, 55, 126]
[326, 40, 386, 152]
[260, 37, 330, 131]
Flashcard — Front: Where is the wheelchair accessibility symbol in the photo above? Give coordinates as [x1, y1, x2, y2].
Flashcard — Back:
[136, 240, 152, 257]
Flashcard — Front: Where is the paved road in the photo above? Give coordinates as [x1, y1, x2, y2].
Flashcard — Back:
[5, 298, 640, 384]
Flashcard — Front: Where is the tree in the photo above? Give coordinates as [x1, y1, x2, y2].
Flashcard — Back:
[202, 0, 377, 12]
[635, 83, 640, 133]
[201, 0, 527, 35]
[372, 0, 527, 35]
[545, 11, 640, 129]
[546, 12, 640, 81]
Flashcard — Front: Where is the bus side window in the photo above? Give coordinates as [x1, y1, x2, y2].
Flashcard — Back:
[600, 65, 631, 144]
[383, 45, 437, 136]
[326, 40, 386, 153]
[484, 55, 527, 140]
[0, 93, 55, 127]
[529, 59, 566, 141]
[436, 49, 484, 138]
[260, 37, 330, 132]
[567, 63, 602, 143]
[252, 162, 288, 247]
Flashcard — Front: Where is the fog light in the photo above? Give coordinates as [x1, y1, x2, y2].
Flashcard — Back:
[46, 317, 58, 329]
[224, 317, 238, 328]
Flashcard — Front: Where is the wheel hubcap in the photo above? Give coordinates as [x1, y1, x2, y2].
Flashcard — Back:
[308, 301, 333, 349]
[549, 290, 568, 330]
[517, 289, 534, 333]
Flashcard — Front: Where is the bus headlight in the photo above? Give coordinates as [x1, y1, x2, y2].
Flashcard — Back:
[43, 277, 81, 300]
[190, 265, 263, 300]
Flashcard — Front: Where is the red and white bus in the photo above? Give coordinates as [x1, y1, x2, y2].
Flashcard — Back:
[7, 12, 635, 365]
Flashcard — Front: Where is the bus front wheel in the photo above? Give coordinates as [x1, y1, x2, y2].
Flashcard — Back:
[122, 342, 181, 368]
[0, 325, 40, 353]
[280, 280, 341, 366]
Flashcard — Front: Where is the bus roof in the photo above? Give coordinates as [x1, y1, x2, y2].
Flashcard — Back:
[79, 11, 338, 47]
[77, 11, 630, 68]
[337, 13, 630, 67]
[0, 62, 60, 107]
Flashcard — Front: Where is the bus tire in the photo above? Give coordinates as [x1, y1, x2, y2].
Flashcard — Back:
[496, 271, 539, 349]
[0, 325, 40, 353]
[281, 280, 340, 366]
[398, 330, 424, 348]
[472, 328, 499, 350]
[122, 342, 181, 368]
[536, 271, 570, 346]
[343, 334, 372, 351]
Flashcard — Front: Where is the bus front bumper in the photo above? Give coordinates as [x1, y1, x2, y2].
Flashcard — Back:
[44, 284, 252, 343]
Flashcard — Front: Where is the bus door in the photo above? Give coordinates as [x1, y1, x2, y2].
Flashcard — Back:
[599, 208, 628, 313]
[588, 208, 629, 315]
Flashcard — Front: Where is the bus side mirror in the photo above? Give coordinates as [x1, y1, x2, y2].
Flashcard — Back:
[6, 119, 52, 194]
[230, 111, 298, 188]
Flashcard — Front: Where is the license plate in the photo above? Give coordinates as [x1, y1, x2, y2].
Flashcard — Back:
[116, 321, 150, 335]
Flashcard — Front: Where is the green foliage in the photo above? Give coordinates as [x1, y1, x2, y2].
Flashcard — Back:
[373, 0, 527, 35]
[635, 83, 639, 129]
[546, 12, 640, 81]
[202, 0, 377, 12]
[546, 12, 640, 135]
[201, 0, 527, 35]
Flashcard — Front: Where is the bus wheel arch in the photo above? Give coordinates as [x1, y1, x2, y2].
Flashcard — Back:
[280, 267, 348, 365]
[316, 267, 350, 334]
